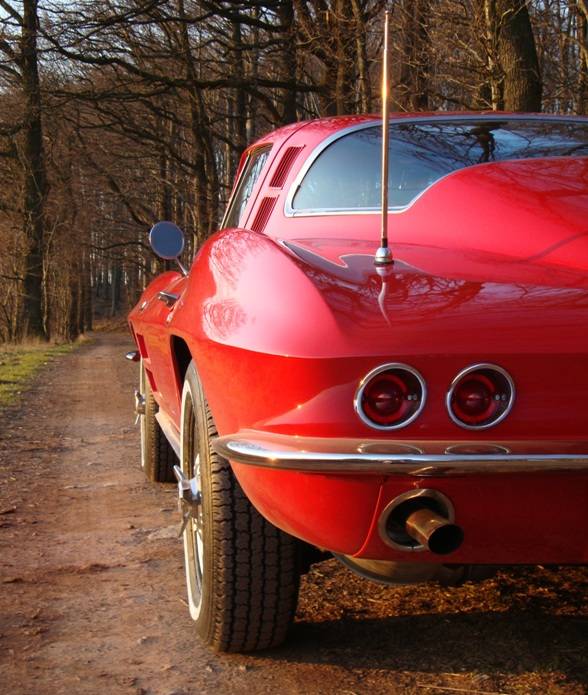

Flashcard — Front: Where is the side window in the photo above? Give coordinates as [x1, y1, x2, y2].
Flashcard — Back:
[222, 146, 271, 229]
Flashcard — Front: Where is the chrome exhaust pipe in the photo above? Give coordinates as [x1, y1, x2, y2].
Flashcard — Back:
[378, 489, 464, 555]
[404, 507, 464, 555]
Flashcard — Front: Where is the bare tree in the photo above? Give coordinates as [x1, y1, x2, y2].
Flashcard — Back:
[497, 0, 542, 110]
[2, 0, 588, 345]
[0, 0, 48, 338]
[393, 0, 431, 111]
[577, 0, 588, 113]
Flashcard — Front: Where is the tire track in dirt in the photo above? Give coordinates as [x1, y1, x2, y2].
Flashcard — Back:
[0, 332, 586, 695]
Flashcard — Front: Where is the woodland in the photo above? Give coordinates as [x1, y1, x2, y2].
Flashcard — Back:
[0, 0, 587, 343]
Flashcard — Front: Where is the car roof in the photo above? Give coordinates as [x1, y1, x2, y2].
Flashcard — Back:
[235, 112, 588, 242]
[251, 111, 588, 150]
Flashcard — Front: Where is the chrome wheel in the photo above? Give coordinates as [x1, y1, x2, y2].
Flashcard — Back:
[178, 361, 301, 651]
[180, 382, 204, 620]
[139, 362, 147, 469]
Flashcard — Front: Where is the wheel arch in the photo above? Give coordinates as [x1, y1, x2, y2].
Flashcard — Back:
[171, 335, 193, 400]
[169, 334, 226, 441]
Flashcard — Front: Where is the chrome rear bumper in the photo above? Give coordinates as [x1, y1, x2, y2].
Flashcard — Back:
[212, 430, 588, 477]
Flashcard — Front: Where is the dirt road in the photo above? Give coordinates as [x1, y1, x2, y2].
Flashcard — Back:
[0, 333, 587, 695]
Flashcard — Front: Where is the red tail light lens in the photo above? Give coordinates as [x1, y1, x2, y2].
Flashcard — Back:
[447, 364, 514, 430]
[356, 364, 426, 430]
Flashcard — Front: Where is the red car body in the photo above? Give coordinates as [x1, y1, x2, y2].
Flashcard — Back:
[129, 113, 588, 578]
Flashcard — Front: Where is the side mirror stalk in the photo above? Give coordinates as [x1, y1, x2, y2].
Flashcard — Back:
[176, 259, 188, 277]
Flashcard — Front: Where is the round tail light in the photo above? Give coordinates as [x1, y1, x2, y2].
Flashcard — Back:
[355, 364, 426, 430]
[447, 364, 515, 430]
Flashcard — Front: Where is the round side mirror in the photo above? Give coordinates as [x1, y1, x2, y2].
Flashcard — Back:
[149, 221, 185, 260]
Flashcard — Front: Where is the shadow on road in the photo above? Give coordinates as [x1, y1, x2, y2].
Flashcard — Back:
[284, 611, 585, 679]
[260, 565, 588, 690]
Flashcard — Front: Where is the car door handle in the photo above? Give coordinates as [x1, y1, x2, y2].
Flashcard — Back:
[158, 291, 180, 307]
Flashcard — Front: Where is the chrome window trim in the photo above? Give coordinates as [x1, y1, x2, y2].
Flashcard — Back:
[354, 362, 427, 431]
[220, 144, 272, 230]
[285, 120, 379, 217]
[220, 151, 252, 230]
[446, 363, 516, 431]
[284, 114, 588, 218]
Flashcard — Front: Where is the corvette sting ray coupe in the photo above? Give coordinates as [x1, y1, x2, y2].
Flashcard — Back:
[127, 113, 588, 653]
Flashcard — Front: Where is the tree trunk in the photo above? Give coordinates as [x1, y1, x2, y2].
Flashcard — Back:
[82, 248, 93, 332]
[351, 0, 371, 112]
[110, 263, 121, 317]
[334, 0, 354, 114]
[483, 0, 503, 110]
[411, 0, 430, 110]
[578, 1, 588, 115]
[158, 122, 172, 220]
[496, 0, 542, 111]
[67, 270, 80, 341]
[20, 0, 48, 339]
[177, 0, 215, 241]
[395, 0, 430, 112]
[231, 16, 248, 153]
[278, 0, 298, 123]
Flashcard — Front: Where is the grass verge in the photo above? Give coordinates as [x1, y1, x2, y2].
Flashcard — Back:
[0, 337, 89, 407]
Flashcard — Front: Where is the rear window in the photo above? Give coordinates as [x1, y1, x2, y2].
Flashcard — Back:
[291, 119, 588, 212]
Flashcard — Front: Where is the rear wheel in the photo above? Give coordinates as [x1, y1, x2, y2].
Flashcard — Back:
[139, 361, 176, 482]
[180, 362, 301, 652]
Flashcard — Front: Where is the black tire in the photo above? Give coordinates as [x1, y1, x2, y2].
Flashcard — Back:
[139, 360, 176, 482]
[180, 361, 301, 652]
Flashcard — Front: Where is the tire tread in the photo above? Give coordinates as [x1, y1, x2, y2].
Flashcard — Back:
[199, 393, 299, 652]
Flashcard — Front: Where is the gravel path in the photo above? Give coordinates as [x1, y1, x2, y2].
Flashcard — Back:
[0, 332, 586, 695]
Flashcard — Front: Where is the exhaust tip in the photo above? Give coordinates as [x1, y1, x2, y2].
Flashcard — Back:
[378, 489, 463, 554]
[404, 506, 464, 555]
[426, 522, 464, 555]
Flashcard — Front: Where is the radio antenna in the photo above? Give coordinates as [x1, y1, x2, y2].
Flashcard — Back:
[375, 9, 393, 266]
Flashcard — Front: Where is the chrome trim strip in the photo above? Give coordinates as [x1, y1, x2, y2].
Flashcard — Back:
[155, 411, 181, 459]
[354, 362, 427, 431]
[284, 114, 588, 218]
[446, 363, 516, 431]
[212, 432, 588, 476]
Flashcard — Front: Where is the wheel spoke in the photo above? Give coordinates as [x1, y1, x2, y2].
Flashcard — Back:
[176, 450, 204, 606]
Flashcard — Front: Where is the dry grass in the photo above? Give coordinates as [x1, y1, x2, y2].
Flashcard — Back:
[0, 336, 89, 406]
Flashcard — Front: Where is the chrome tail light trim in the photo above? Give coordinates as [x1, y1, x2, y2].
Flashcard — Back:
[446, 363, 516, 431]
[354, 362, 427, 431]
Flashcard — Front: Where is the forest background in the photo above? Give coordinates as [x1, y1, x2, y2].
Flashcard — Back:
[1, 0, 587, 343]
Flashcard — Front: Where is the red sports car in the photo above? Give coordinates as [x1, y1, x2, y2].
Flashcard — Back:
[128, 113, 588, 653]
